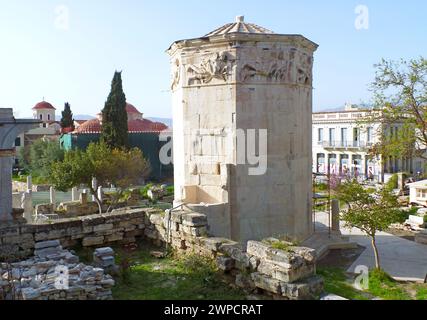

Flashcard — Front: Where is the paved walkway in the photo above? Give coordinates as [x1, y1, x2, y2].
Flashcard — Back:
[344, 227, 427, 282]
[314, 211, 427, 281]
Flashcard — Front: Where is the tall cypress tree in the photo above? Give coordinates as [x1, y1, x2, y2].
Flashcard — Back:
[101, 71, 128, 149]
[60, 102, 75, 130]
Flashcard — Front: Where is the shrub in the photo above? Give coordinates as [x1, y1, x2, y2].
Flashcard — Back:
[395, 210, 411, 224]
[140, 184, 153, 199]
[166, 185, 174, 196]
[316, 183, 328, 191]
[177, 253, 217, 277]
[386, 174, 399, 190]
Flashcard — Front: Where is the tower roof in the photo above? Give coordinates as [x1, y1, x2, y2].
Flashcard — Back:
[204, 16, 275, 37]
[167, 16, 318, 54]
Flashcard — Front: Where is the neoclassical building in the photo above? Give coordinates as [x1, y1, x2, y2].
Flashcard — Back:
[312, 104, 424, 182]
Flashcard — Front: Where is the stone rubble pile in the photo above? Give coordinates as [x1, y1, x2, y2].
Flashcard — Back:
[0, 240, 114, 300]
[93, 247, 119, 275]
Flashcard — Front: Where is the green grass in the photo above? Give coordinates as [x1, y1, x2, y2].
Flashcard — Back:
[317, 267, 369, 300]
[318, 267, 427, 300]
[368, 269, 410, 300]
[416, 287, 427, 300]
[110, 243, 246, 300]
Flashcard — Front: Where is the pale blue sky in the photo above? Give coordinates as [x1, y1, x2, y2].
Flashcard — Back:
[1, 0, 426, 118]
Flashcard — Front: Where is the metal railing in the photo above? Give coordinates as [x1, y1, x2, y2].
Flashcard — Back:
[320, 140, 374, 149]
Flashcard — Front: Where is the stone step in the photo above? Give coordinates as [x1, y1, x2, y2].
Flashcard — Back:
[302, 232, 358, 260]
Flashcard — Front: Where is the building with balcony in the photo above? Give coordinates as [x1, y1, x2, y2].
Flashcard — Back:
[312, 104, 423, 182]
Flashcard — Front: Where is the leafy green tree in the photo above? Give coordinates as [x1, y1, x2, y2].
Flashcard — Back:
[101, 71, 128, 149]
[25, 139, 65, 182]
[60, 102, 75, 131]
[337, 180, 402, 270]
[367, 57, 427, 162]
[49, 141, 150, 213]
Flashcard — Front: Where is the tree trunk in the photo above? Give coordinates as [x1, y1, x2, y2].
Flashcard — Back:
[90, 187, 103, 214]
[371, 237, 381, 270]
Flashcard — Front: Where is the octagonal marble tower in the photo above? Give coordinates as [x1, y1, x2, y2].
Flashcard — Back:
[167, 16, 318, 244]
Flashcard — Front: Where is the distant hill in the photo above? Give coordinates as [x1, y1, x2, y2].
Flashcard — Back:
[147, 117, 173, 128]
[74, 114, 96, 120]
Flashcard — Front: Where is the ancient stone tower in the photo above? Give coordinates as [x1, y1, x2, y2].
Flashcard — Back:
[167, 16, 318, 244]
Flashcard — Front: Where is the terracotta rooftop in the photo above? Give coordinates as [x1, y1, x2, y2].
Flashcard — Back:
[74, 118, 168, 134]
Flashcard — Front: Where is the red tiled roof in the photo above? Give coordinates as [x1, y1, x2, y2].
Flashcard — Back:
[61, 127, 75, 134]
[128, 119, 168, 132]
[74, 118, 168, 134]
[33, 101, 56, 110]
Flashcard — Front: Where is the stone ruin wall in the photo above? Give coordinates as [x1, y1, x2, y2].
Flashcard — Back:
[0, 207, 323, 300]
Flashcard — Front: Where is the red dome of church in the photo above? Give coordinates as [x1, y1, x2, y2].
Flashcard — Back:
[126, 103, 142, 114]
[33, 101, 56, 110]
[74, 102, 168, 134]
[75, 119, 102, 133]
